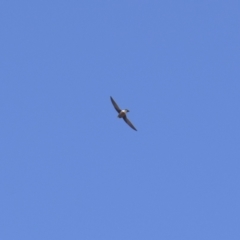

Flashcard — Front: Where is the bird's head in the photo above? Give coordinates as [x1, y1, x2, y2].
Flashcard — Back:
[125, 109, 130, 112]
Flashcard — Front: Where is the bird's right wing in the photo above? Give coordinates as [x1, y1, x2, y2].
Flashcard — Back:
[110, 96, 121, 113]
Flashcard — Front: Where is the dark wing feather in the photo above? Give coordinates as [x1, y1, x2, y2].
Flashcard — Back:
[123, 116, 137, 131]
[110, 96, 121, 113]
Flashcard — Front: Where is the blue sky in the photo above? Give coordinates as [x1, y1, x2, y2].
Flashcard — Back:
[1, 1, 239, 239]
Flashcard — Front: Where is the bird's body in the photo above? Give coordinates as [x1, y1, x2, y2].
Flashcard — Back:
[118, 109, 128, 118]
[110, 96, 137, 131]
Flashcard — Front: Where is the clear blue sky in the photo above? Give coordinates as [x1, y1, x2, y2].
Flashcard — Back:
[1, 1, 239, 239]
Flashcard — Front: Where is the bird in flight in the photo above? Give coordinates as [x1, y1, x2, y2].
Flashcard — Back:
[110, 96, 137, 131]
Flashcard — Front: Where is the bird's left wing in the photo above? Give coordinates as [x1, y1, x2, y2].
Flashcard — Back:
[123, 116, 137, 131]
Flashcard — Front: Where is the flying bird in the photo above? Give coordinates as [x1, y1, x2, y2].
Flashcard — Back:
[110, 96, 137, 131]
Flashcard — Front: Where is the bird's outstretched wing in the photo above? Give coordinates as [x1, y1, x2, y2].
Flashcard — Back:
[123, 116, 137, 131]
[110, 96, 121, 113]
